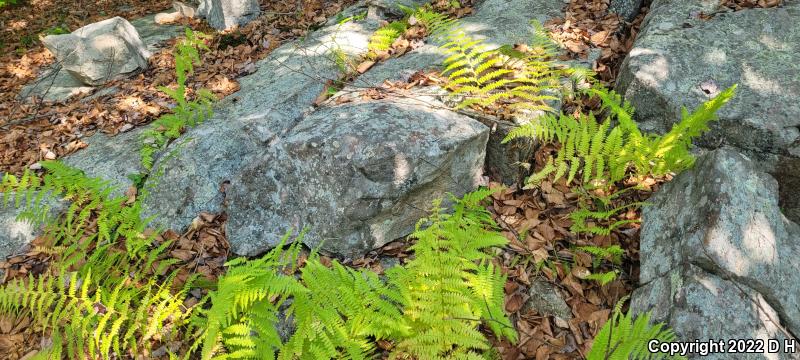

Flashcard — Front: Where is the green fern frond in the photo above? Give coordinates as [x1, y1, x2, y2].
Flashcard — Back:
[587, 296, 684, 360]
[368, 21, 408, 54]
[0, 268, 193, 359]
[584, 270, 619, 286]
[413, 7, 457, 42]
[504, 86, 736, 187]
[198, 190, 514, 360]
[140, 28, 215, 170]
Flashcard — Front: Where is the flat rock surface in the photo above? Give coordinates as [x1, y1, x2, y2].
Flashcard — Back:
[0, 192, 65, 262]
[62, 128, 144, 199]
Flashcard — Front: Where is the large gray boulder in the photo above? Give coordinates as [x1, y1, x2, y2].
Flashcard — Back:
[57, 0, 567, 258]
[616, 0, 800, 221]
[198, 0, 260, 30]
[140, 13, 382, 234]
[632, 148, 800, 357]
[226, 98, 488, 258]
[41, 17, 151, 86]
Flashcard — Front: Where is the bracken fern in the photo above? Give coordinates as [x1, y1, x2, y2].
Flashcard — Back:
[439, 22, 562, 111]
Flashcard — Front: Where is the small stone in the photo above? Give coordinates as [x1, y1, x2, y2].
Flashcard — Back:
[521, 279, 572, 320]
[199, 0, 260, 30]
[28, 162, 42, 170]
[119, 123, 134, 133]
[41, 17, 151, 86]
[44, 151, 56, 160]
[151, 346, 167, 358]
[155, 12, 183, 25]
[553, 316, 569, 328]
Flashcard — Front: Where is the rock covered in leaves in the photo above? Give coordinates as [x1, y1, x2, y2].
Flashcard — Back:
[198, 0, 260, 31]
[225, 98, 488, 258]
[41, 17, 151, 86]
[616, 0, 800, 221]
[632, 148, 800, 354]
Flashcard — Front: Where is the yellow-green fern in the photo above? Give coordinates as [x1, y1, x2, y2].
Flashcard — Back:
[504, 85, 737, 186]
[433, 19, 563, 111]
[587, 296, 684, 360]
[197, 189, 516, 360]
[0, 162, 197, 359]
[368, 20, 408, 54]
[140, 28, 215, 170]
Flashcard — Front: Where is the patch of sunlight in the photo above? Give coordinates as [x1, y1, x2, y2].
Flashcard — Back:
[742, 63, 782, 96]
[742, 212, 778, 265]
[752, 295, 782, 360]
[118, 95, 145, 111]
[630, 48, 669, 88]
[759, 34, 790, 51]
[706, 225, 750, 275]
[8, 19, 28, 31]
[2, 218, 33, 243]
[5, 61, 35, 79]
[90, 35, 121, 53]
[393, 154, 411, 186]
[209, 76, 238, 93]
[696, 275, 720, 297]
[704, 48, 727, 66]
[370, 222, 387, 247]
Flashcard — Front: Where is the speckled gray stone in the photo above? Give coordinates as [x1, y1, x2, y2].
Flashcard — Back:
[632, 264, 795, 360]
[62, 128, 144, 199]
[0, 192, 66, 261]
[225, 98, 488, 258]
[633, 148, 800, 352]
[522, 279, 572, 320]
[40, 17, 150, 86]
[609, 0, 644, 23]
[141, 15, 382, 232]
[20, 13, 184, 102]
[355, 0, 566, 185]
